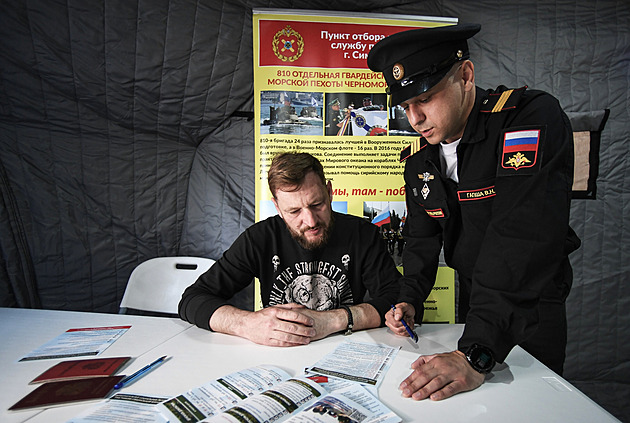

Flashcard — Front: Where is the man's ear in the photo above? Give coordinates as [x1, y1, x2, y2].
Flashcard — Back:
[462, 60, 475, 91]
[327, 180, 333, 202]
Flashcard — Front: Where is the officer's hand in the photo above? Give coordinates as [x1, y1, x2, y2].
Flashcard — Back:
[385, 302, 415, 337]
[399, 350, 485, 401]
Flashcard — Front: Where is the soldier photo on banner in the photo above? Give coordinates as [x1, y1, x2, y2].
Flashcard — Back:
[364, 201, 406, 266]
[324, 93, 387, 136]
[260, 90, 323, 135]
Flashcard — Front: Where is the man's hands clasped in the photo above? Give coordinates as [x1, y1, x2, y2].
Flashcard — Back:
[243, 304, 318, 347]
[211, 303, 347, 347]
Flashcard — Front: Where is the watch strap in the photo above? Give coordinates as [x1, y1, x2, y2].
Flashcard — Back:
[340, 305, 353, 335]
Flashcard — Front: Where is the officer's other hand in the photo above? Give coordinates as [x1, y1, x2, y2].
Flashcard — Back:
[399, 350, 485, 401]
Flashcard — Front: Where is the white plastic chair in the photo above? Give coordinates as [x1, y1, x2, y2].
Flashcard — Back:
[119, 256, 215, 315]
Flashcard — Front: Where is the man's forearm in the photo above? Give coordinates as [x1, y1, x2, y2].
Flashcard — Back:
[308, 303, 381, 339]
[210, 303, 381, 340]
[348, 303, 381, 331]
[209, 305, 252, 337]
[209, 304, 318, 347]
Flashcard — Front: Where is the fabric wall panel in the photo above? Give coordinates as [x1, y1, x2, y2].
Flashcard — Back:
[180, 116, 255, 260]
[180, 114, 255, 310]
[0, 0, 629, 419]
[0, 0, 258, 312]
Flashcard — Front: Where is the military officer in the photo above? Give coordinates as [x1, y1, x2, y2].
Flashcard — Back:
[367, 24, 580, 401]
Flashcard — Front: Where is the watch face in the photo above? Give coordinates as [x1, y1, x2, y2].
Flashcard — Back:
[467, 344, 495, 373]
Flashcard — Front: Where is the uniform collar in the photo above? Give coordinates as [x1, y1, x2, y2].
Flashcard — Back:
[460, 86, 489, 145]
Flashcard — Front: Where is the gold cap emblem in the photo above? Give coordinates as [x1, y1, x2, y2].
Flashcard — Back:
[392, 63, 404, 80]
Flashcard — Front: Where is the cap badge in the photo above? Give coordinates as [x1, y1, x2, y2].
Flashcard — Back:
[392, 63, 405, 80]
[457, 50, 464, 59]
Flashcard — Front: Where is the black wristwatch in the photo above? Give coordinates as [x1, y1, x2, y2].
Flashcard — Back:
[340, 305, 353, 335]
[462, 344, 495, 374]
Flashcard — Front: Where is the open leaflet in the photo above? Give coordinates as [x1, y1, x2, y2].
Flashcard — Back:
[158, 365, 400, 423]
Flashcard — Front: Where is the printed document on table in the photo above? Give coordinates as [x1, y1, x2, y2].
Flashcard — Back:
[158, 364, 400, 423]
[159, 365, 293, 422]
[19, 326, 131, 361]
[329, 385, 400, 423]
[306, 341, 400, 387]
[65, 393, 168, 423]
[206, 376, 327, 423]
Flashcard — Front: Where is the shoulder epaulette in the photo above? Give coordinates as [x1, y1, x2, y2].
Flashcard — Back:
[480, 86, 527, 113]
[400, 137, 427, 162]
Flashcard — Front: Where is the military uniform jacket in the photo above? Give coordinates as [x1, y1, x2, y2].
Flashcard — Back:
[400, 85, 580, 363]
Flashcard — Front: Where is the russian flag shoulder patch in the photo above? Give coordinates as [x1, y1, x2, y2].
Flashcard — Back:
[498, 126, 545, 176]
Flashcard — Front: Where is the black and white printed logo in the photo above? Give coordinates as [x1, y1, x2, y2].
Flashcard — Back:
[269, 260, 353, 310]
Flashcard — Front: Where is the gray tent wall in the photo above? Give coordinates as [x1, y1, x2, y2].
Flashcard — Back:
[0, 0, 628, 420]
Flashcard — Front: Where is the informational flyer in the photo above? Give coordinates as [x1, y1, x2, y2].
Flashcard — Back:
[158, 365, 399, 423]
[19, 326, 131, 361]
[253, 9, 456, 322]
[306, 341, 399, 387]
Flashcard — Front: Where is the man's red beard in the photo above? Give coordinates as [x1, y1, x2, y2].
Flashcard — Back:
[288, 213, 335, 250]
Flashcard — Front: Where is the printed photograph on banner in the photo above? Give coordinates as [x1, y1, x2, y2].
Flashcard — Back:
[324, 93, 387, 136]
[260, 91, 324, 135]
[364, 201, 406, 266]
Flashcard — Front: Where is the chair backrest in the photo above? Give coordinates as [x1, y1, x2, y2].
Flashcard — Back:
[119, 256, 215, 315]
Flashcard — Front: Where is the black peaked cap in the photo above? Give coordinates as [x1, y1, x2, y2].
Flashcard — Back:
[367, 24, 481, 106]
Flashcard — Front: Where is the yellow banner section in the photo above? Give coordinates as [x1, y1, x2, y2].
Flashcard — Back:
[253, 9, 457, 321]
[425, 267, 456, 324]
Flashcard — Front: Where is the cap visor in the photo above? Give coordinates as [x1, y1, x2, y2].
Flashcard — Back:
[390, 66, 452, 106]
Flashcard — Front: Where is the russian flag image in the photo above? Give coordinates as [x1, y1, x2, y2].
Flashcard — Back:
[371, 206, 391, 227]
[503, 130, 540, 153]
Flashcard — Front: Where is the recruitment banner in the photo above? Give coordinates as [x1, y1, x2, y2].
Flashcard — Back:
[253, 9, 456, 323]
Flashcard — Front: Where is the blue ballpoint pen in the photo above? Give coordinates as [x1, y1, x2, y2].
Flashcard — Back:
[114, 355, 168, 390]
[391, 305, 418, 343]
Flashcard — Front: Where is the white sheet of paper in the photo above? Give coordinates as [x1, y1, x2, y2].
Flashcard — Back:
[307, 341, 400, 387]
[19, 326, 131, 361]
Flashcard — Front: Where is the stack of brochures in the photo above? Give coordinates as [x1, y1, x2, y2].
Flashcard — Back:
[67, 340, 402, 423]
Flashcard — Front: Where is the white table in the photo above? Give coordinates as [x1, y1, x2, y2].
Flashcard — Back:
[1, 307, 619, 422]
[0, 308, 191, 423]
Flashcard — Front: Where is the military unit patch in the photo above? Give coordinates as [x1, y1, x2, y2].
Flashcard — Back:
[424, 208, 445, 218]
[498, 127, 544, 176]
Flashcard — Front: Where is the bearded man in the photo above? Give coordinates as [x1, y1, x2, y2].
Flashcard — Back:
[179, 152, 401, 346]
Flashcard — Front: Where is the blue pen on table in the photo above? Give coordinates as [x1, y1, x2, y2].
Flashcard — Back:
[391, 305, 418, 343]
[114, 355, 168, 390]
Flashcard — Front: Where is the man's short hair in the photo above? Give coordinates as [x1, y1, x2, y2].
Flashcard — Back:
[268, 152, 326, 197]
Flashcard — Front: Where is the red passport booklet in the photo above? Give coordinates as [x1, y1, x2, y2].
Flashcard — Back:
[30, 356, 131, 384]
[9, 375, 125, 411]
